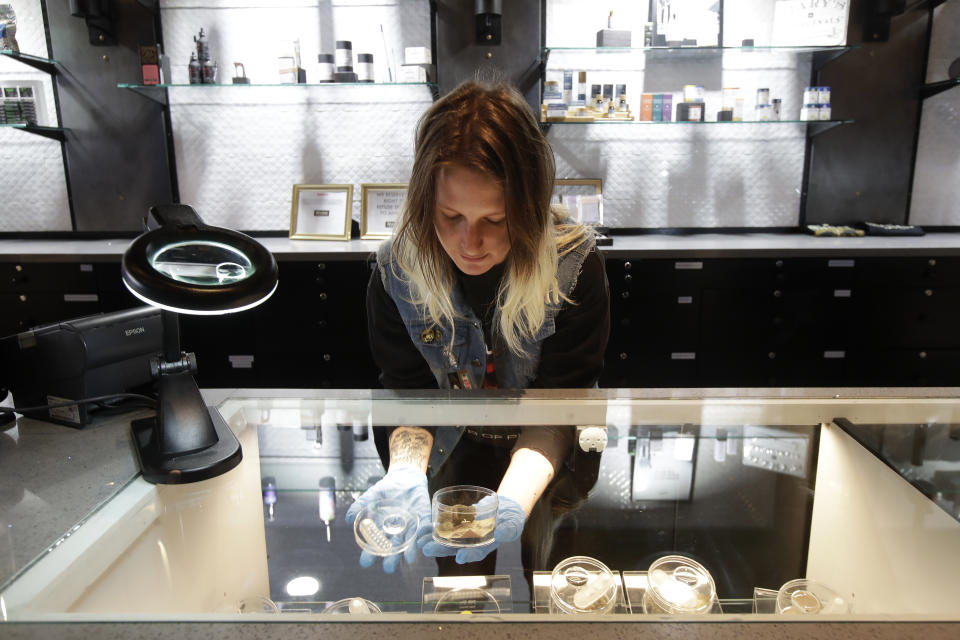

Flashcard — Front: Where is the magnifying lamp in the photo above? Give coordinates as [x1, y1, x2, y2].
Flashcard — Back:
[122, 204, 278, 484]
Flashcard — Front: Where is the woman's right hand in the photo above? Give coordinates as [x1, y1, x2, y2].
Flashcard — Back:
[344, 464, 432, 573]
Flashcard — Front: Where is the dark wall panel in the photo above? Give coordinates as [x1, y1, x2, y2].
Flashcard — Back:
[806, 4, 930, 225]
[46, 0, 174, 232]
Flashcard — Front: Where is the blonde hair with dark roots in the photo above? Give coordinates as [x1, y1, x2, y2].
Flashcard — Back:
[390, 79, 591, 356]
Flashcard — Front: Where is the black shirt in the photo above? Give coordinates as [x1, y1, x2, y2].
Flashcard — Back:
[367, 247, 610, 389]
[366, 246, 611, 472]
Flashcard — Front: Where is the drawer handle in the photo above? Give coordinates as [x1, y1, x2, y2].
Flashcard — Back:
[671, 352, 696, 360]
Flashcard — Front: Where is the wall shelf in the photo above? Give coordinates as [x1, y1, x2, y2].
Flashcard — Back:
[0, 50, 57, 75]
[920, 79, 960, 100]
[540, 119, 853, 136]
[117, 81, 439, 106]
[0, 123, 66, 141]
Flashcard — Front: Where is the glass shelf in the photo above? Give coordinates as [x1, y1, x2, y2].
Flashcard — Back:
[542, 44, 858, 70]
[542, 119, 854, 125]
[544, 44, 858, 55]
[0, 50, 57, 74]
[118, 81, 439, 105]
[0, 123, 66, 141]
[117, 82, 435, 89]
[540, 119, 853, 137]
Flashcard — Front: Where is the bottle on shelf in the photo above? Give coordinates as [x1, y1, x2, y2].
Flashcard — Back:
[188, 52, 201, 85]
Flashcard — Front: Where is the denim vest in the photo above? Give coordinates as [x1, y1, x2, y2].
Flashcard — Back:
[376, 232, 594, 476]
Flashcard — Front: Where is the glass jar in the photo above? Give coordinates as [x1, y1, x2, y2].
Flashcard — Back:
[432, 485, 497, 547]
[643, 555, 716, 614]
[549, 556, 618, 614]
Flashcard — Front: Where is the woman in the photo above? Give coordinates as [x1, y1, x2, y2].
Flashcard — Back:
[346, 80, 609, 576]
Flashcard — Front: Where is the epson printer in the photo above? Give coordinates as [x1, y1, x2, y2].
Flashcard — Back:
[0, 306, 163, 427]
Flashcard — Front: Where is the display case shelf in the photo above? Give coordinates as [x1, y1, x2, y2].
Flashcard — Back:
[0, 50, 57, 74]
[0, 123, 66, 141]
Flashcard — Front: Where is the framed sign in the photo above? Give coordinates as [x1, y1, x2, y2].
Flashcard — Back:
[289, 184, 353, 240]
[554, 178, 603, 226]
[360, 183, 407, 239]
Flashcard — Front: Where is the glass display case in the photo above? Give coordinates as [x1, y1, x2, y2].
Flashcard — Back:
[1, 388, 959, 638]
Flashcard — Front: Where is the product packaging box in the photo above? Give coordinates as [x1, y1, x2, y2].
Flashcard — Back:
[404, 46, 431, 65]
[652, 94, 663, 121]
[640, 93, 654, 121]
[662, 93, 673, 121]
[140, 45, 160, 85]
[596, 29, 631, 47]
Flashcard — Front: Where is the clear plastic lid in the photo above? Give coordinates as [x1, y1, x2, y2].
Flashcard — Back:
[776, 579, 849, 615]
[323, 597, 382, 615]
[352, 499, 419, 557]
[549, 555, 618, 614]
[644, 555, 716, 614]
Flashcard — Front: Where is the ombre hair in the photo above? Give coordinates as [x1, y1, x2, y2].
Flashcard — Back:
[390, 79, 592, 356]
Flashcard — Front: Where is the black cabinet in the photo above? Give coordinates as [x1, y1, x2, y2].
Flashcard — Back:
[5, 253, 960, 389]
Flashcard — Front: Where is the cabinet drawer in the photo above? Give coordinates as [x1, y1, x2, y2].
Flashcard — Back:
[854, 257, 960, 287]
[706, 257, 857, 288]
[847, 348, 960, 386]
[700, 349, 850, 387]
[855, 286, 960, 348]
[0, 262, 99, 293]
[700, 287, 855, 348]
[604, 348, 700, 387]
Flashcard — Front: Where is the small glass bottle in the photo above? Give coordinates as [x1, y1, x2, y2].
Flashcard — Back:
[188, 52, 201, 85]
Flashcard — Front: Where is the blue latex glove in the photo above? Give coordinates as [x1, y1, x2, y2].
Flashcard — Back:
[344, 464, 432, 573]
[422, 494, 526, 564]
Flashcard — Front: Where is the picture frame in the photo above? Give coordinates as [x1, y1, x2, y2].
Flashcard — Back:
[554, 178, 603, 226]
[360, 183, 407, 239]
[289, 184, 353, 240]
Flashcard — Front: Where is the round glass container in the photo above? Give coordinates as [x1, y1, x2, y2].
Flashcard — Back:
[352, 499, 418, 557]
[434, 588, 501, 614]
[235, 596, 279, 614]
[776, 579, 849, 615]
[322, 597, 382, 615]
[643, 555, 716, 615]
[549, 555, 618, 615]
[432, 485, 497, 548]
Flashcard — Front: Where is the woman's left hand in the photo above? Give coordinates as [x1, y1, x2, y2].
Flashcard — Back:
[421, 494, 526, 564]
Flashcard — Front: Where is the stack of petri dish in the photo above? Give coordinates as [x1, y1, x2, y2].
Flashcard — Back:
[549, 556, 619, 615]
[643, 555, 716, 614]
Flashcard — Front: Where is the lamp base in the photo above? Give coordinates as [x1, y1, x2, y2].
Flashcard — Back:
[131, 406, 242, 484]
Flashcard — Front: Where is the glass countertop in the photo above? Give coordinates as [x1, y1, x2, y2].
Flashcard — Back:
[2, 389, 960, 622]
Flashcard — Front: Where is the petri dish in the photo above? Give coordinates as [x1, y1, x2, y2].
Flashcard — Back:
[549, 555, 619, 614]
[643, 555, 716, 614]
[776, 579, 850, 615]
[434, 588, 501, 614]
[432, 485, 497, 548]
[322, 597, 383, 615]
[235, 596, 279, 614]
[352, 499, 419, 557]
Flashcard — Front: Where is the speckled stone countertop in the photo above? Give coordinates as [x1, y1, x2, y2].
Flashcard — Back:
[0, 410, 147, 588]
